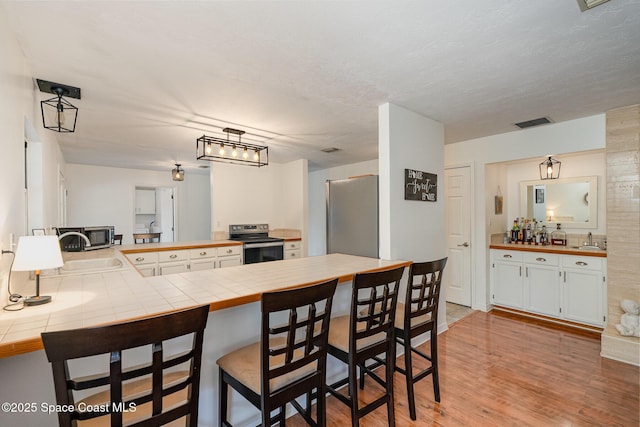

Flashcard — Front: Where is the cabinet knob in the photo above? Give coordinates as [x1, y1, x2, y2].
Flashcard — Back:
[503, 254, 512, 258]
[170, 254, 177, 259]
[536, 257, 546, 262]
[200, 251, 207, 256]
[135, 257, 144, 262]
[575, 261, 588, 266]
[227, 249, 232, 254]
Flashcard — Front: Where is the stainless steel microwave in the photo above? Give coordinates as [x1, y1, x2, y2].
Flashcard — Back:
[57, 226, 114, 252]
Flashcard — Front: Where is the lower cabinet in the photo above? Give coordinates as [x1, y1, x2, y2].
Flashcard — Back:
[491, 249, 606, 327]
[284, 240, 302, 260]
[125, 245, 242, 276]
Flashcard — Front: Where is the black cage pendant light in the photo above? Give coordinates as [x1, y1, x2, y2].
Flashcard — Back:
[37, 79, 81, 133]
[196, 127, 268, 167]
[539, 156, 561, 180]
[172, 163, 184, 181]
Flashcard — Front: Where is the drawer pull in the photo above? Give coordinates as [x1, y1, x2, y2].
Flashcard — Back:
[536, 257, 546, 262]
[227, 249, 232, 254]
[200, 251, 207, 256]
[503, 254, 512, 259]
[135, 257, 144, 262]
[575, 261, 588, 266]
[170, 254, 178, 259]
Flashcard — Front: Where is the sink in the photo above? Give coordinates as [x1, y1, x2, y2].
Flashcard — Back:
[59, 257, 124, 273]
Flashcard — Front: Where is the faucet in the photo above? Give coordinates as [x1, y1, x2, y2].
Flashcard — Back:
[587, 232, 593, 246]
[58, 232, 91, 247]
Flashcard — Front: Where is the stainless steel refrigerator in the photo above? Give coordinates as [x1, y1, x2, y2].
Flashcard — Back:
[326, 175, 379, 258]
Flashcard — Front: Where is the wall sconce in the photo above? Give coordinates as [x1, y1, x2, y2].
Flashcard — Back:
[12, 235, 64, 306]
[36, 79, 81, 133]
[172, 163, 184, 181]
[196, 128, 268, 167]
[539, 156, 561, 180]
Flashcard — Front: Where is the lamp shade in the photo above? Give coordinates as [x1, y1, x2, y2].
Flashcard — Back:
[13, 236, 64, 271]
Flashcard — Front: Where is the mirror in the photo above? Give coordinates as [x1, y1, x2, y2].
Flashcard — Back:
[520, 176, 598, 229]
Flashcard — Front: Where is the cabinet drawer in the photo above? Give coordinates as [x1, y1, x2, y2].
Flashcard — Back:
[284, 241, 301, 250]
[284, 249, 301, 260]
[492, 250, 522, 262]
[217, 245, 241, 257]
[189, 248, 216, 260]
[561, 255, 603, 271]
[523, 252, 559, 266]
[158, 250, 188, 263]
[126, 252, 158, 265]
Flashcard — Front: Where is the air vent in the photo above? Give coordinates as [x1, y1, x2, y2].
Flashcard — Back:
[321, 147, 340, 153]
[576, 0, 610, 12]
[514, 117, 552, 129]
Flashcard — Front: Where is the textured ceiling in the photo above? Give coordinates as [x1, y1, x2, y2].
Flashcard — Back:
[2, 0, 639, 173]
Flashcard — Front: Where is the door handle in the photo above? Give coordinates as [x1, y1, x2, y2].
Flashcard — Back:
[457, 242, 469, 247]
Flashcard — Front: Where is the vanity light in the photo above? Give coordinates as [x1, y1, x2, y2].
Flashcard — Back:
[539, 156, 561, 180]
[36, 79, 81, 133]
[196, 128, 268, 167]
[172, 163, 184, 181]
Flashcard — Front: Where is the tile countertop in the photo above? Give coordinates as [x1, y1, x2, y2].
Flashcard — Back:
[0, 250, 409, 358]
[489, 243, 607, 258]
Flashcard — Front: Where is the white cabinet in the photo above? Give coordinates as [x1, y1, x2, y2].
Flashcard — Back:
[135, 189, 156, 214]
[490, 249, 607, 328]
[189, 248, 216, 271]
[492, 250, 524, 309]
[524, 253, 561, 318]
[562, 255, 606, 327]
[158, 249, 189, 275]
[125, 252, 158, 277]
[216, 245, 242, 268]
[284, 240, 302, 260]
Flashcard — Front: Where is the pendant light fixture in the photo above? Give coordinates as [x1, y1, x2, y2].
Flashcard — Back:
[196, 128, 268, 167]
[172, 163, 184, 181]
[36, 79, 81, 133]
[539, 156, 561, 180]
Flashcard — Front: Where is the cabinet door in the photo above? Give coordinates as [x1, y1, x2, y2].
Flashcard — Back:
[525, 264, 560, 317]
[190, 259, 216, 271]
[563, 269, 604, 326]
[137, 265, 156, 277]
[492, 261, 524, 309]
[158, 262, 189, 275]
[218, 257, 241, 268]
[135, 189, 156, 214]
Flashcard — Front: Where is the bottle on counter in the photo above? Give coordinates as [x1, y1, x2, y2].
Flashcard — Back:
[540, 225, 548, 245]
[511, 219, 519, 243]
[551, 223, 567, 246]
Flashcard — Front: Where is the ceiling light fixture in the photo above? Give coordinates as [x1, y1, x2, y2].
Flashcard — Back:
[196, 128, 268, 167]
[36, 79, 81, 133]
[172, 163, 184, 181]
[539, 156, 561, 180]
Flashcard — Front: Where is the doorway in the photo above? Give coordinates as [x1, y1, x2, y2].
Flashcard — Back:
[444, 166, 472, 307]
[134, 186, 176, 242]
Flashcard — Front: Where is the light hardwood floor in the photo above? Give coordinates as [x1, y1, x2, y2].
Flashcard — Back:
[288, 310, 639, 426]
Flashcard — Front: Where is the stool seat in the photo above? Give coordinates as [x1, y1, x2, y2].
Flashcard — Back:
[327, 315, 386, 354]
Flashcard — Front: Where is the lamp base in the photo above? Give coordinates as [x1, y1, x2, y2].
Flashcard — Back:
[24, 295, 52, 306]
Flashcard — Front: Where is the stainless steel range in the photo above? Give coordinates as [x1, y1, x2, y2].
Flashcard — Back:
[229, 224, 284, 264]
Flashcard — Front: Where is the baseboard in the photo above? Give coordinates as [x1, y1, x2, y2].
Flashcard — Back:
[601, 333, 640, 366]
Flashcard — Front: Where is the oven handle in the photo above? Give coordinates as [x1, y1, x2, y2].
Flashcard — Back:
[244, 242, 284, 249]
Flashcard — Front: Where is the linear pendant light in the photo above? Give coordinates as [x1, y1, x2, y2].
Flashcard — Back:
[196, 128, 268, 167]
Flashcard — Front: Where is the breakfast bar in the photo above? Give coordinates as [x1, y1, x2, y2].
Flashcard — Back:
[0, 249, 409, 426]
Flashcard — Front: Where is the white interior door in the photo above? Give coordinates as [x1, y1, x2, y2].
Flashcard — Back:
[155, 187, 175, 242]
[445, 166, 472, 306]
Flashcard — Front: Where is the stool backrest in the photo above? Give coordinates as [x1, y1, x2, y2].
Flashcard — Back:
[351, 266, 405, 355]
[41, 304, 210, 427]
[260, 278, 338, 399]
[403, 258, 448, 336]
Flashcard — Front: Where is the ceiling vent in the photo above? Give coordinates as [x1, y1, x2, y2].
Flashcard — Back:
[321, 147, 340, 153]
[514, 117, 553, 129]
[576, 0, 610, 12]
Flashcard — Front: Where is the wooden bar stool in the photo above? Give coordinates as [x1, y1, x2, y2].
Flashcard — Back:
[113, 234, 123, 245]
[326, 266, 405, 427]
[217, 278, 339, 427]
[364, 258, 448, 420]
[41, 305, 210, 427]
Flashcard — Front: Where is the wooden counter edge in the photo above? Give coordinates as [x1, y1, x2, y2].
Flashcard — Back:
[0, 260, 411, 359]
[489, 244, 607, 258]
[120, 241, 243, 254]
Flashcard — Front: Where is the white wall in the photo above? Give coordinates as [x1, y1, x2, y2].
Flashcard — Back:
[65, 164, 211, 244]
[307, 159, 378, 256]
[445, 114, 606, 311]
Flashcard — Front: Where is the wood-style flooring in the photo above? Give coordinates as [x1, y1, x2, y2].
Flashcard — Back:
[289, 310, 640, 426]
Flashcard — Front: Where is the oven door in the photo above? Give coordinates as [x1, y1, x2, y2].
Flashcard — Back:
[243, 241, 284, 264]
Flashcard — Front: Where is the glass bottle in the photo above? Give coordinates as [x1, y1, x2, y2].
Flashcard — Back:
[551, 223, 567, 246]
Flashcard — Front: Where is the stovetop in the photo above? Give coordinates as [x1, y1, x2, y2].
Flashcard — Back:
[228, 224, 284, 244]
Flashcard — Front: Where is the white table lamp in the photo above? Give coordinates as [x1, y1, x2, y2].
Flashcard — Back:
[12, 235, 63, 306]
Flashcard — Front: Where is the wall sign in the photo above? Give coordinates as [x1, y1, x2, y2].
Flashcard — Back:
[404, 168, 437, 202]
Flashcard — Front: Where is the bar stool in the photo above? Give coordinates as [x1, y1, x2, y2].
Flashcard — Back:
[113, 234, 123, 245]
[395, 258, 447, 419]
[41, 304, 210, 427]
[326, 266, 405, 427]
[217, 278, 339, 426]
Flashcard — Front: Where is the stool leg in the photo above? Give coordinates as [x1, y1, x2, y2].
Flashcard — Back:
[219, 368, 228, 427]
[404, 335, 417, 420]
[386, 348, 396, 427]
[431, 332, 440, 402]
[349, 361, 360, 427]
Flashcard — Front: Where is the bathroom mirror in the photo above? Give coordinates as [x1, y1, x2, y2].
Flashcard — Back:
[520, 176, 598, 229]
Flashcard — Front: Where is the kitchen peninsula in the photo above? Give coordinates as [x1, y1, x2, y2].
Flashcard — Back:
[0, 245, 409, 426]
